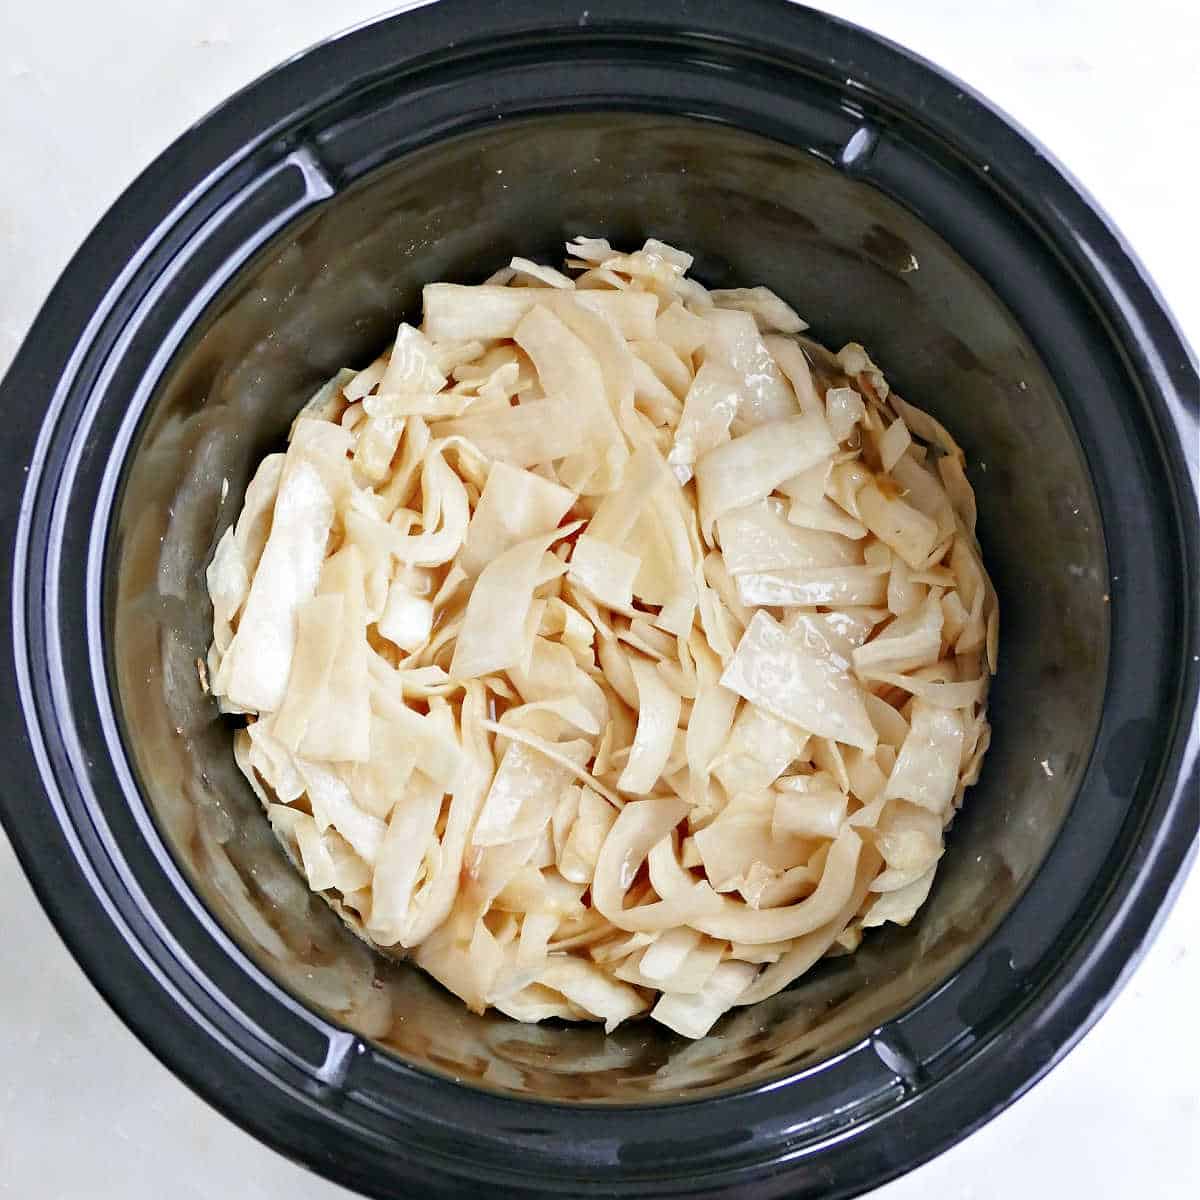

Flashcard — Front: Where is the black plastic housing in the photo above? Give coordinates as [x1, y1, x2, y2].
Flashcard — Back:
[0, 3, 1196, 1197]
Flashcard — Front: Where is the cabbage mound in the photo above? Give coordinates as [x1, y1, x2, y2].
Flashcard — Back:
[207, 238, 998, 1039]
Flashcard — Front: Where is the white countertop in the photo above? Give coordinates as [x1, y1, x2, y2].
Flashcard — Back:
[0, 1, 1196, 1196]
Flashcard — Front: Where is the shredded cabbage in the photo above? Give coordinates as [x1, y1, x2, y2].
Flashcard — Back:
[459, 461, 576, 578]
[696, 412, 836, 538]
[218, 450, 339, 712]
[709, 286, 808, 334]
[704, 308, 796, 429]
[667, 363, 740, 484]
[210, 237, 998, 1041]
[450, 525, 579, 680]
[617, 657, 683, 795]
[721, 611, 878, 751]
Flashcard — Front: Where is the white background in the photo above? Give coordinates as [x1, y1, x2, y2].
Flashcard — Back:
[0, 1, 1196, 1196]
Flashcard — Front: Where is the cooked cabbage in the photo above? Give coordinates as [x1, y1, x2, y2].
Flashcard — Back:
[209, 238, 998, 1040]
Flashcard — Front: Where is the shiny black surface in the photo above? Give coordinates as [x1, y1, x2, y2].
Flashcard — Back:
[0, 2, 1196, 1197]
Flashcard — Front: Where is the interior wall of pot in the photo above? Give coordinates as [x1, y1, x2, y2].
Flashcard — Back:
[109, 114, 1108, 1101]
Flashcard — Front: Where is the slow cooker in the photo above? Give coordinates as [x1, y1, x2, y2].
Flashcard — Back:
[1, 2, 1196, 1197]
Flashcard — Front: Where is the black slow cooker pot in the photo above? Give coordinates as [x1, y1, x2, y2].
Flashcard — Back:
[1, 2, 1196, 1197]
